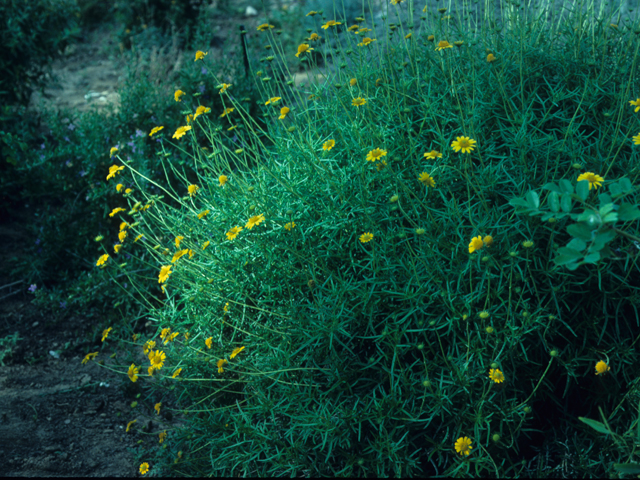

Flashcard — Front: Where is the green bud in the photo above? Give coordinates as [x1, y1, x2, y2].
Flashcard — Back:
[486, 326, 494, 334]
[550, 350, 558, 357]
[481, 256, 490, 262]
[287, 126, 296, 132]
[491, 362, 498, 369]
[416, 228, 426, 235]
[249, 205, 256, 211]
[248, 186, 255, 192]
[94, 235, 104, 242]
[390, 195, 399, 203]
[235, 149, 244, 154]
[524, 406, 532, 414]
[429, 320, 435, 326]
[492, 434, 500, 442]
[509, 251, 518, 257]
[286, 80, 294, 85]
[131, 401, 138, 408]
[522, 311, 529, 317]
[286, 209, 294, 216]
[422, 380, 431, 387]
[417, 343, 424, 350]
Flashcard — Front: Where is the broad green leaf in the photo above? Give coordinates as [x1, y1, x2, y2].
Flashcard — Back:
[554, 247, 583, 266]
[566, 238, 587, 251]
[592, 228, 616, 250]
[525, 190, 540, 209]
[576, 210, 601, 227]
[609, 181, 622, 197]
[618, 203, 640, 222]
[548, 191, 560, 213]
[583, 251, 601, 263]
[619, 177, 633, 194]
[598, 193, 613, 206]
[559, 179, 574, 195]
[543, 182, 561, 193]
[598, 203, 616, 217]
[602, 212, 618, 224]
[576, 180, 590, 201]
[509, 198, 530, 208]
[567, 223, 593, 242]
[614, 463, 640, 474]
[560, 194, 573, 213]
[578, 417, 611, 435]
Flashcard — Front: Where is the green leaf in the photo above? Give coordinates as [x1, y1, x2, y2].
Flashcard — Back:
[559, 179, 574, 195]
[543, 182, 561, 193]
[592, 228, 616, 250]
[566, 238, 587, 251]
[609, 181, 622, 197]
[509, 198, 530, 208]
[548, 191, 560, 213]
[618, 203, 640, 222]
[602, 212, 618, 224]
[583, 251, 601, 263]
[576, 180, 590, 201]
[560, 194, 573, 213]
[576, 210, 601, 227]
[525, 190, 540, 209]
[567, 223, 593, 242]
[554, 247, 583, 266]
[614, 463, 640, 475]
[619, 177, 633, 194]
[599, 203, 616, 217]
[599, 193, 613, 206]
[578, 417, 611, 435]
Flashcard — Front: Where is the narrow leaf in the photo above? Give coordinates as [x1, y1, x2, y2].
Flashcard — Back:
[578, 417, 611, 435]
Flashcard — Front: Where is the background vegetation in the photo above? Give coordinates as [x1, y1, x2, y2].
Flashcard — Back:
[3, 0, 640, 477]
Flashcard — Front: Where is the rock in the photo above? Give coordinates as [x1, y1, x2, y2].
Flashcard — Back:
[245, 6, 257, 16]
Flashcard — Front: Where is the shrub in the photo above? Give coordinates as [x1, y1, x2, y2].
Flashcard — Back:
[102, 1, 640, 476]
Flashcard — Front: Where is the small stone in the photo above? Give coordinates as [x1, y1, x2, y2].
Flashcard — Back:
[64, 419, 71, 424]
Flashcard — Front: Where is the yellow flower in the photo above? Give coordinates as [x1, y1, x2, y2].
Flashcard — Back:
[427, 34, 435, 42]
[279, 107, 290, 119]
[366, 148, 387, 162]
[140, 462, 149, 475]
[347, 25, 359, 32]
[220, 107, 234, 118]
[358, 28, 372, 34]
[159, 431, 167, 444]
[205, 337, 213, 349]
[96, 254, 109, 267]
[358, 37, 376, 47]
[198, 209, 210, 220]
[596, 360, 610, 375]
[487, 53, 497, 62]
[172, 125, 191, 139]
[126, 419, 137, 432]
[149, 126, 164, 137]
[217, 358, 228, 373]
[257, 23, 275, 31]
[349, 78, 357, 86]
[265, 96, 281, 105]
[224, 302, 229, 313]
[629, 98, 640, 113]
[360, 232, 374, 243]
[226, 226, 242, 241]
[284, 222, 296, 231]
[418, 172, 436, 187]
[469, 235, 484, 253]
[128, 364, 139, 382]
[194, 105, 211, 119]
[154, 402, 161, 414]
[306, 10, 318, 16]
[322, 20, 342, 29]
[295, 43, 313, 57]
[451, 136, 477, 154]
[116, 183, 124, 193]
[81, 352, 98, 364]
[405, 33, 413, 39]
[168, 332, 180, 343]
[185, 114, 194, 125]
[175, 236, 185, 248]
[158, 265, 172, 283]
[435, 40, 453, 51]
[323, 139, 335, 151]
[148, 366, 155, 376]
[149, 350, 166, 369]
[102, 327, 112, 342]
[455, 437, 473, 456]
[246, 214, 265, 230]
[143, 340, 156, 355]
[352, 97, 367, 107]
[125, 188, 132, 194]
[134, 234, 143, 242]
[114, 244, 122, 254]
[174, 90, 185, 102]
[489, 368, 505, 383]
[390, 0, 404, 4]
[423, 150, 442, 159]
[577, 172, 604, 190]
[483, 235, 493, 247]
[109, 207, 125, 217]
[202, 240, 210, 250]
[633, 133, 640, 145]
[106, 164, 124, 180]
[376, 160, 387, 171]
[218, 83, 231, 94]
[188, 184, 199, 196]
[218, 174, 228, 186]
[172, 368, 182, 379]
[230, 346, 245, 359]
[308, 33, 321, 41]
[171, 249, 188, 263]
[194, 50, 207, 61]
[109, 146, 118, 158]
[118, 230, 127, 243]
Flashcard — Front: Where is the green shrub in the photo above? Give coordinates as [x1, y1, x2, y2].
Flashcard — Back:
[0, 0, 80, 106]
[100, 1, 640, 476]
